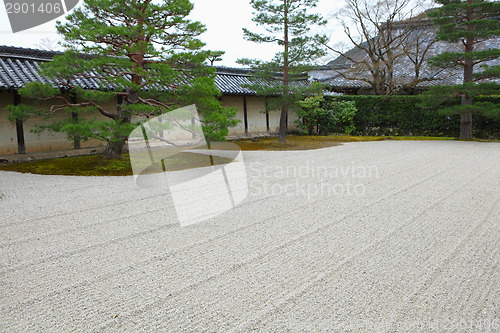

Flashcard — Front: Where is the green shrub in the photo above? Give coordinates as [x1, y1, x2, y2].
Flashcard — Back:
[331, 100, 357, 135]
[323, 95, 500, 138]
[296, 95, 336, 135]
[295, 96, 358, 135]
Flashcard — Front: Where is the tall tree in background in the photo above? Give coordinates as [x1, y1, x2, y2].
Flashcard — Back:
[9, 0, 237, 159]
[425, 0, 500, 139]
[206, 51, 225, 66]
[239, 0, 328, 142]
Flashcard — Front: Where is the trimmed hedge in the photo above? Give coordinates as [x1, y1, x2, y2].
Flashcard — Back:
[323, 95, 500, 138]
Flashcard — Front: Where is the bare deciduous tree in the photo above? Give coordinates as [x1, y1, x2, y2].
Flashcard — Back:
[326, 0, 438, 95]
[34, 38, 61, 51]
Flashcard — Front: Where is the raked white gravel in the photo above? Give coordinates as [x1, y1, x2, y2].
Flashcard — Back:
[0, 140, 499, 332]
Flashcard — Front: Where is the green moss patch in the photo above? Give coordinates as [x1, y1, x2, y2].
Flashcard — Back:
[0, 152, 234, 176]
[230, 135, 455, 151]
[0, 135, 468, 176]
[231, 135, 344, 151]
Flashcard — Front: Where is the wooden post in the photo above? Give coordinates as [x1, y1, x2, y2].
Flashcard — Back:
[70, 94, 81, 149]
[265, 98, 270, 133]
[243, 95, 249, 135]
[13, 91, 26, 154]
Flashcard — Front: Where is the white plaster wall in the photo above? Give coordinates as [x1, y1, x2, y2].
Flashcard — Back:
[245, 96, 267, 133]
[0, 91, 17, 155]
[0, 92, 112, 155]
[221, 95, 297, 135]
[1, 93, 300, 155]
[221, 95, 245, 135]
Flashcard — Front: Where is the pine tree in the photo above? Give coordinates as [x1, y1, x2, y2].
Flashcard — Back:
[9, 0, 237, 159]
[424, 0, 500, 139]
[239, 0, 328, 142]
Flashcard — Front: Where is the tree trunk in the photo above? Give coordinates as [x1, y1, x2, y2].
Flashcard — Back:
[460, 94, 473, 139]
[308, 123, 314, 135]
[279, 107, 287, 142]
[460, 111, 473, 140]
[460, 1, 474, 140]
[279, 0, 289, 143]
[102, 139, 126, 160]
[15, 119, 26, 154]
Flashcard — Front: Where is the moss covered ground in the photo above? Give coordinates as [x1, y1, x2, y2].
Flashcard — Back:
[0, 135, 464, 176]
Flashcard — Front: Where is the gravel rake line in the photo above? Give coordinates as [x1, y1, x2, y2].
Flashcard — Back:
[381, 193, 500, 332]
[1, 142, 498, 331]
[0, 143, 490, 316]
[0, 187, 168, 229]
[0, 174, 345, 312]
[0, 218, 178, 277]
[0, 141, 457, 275]
[0, 141, 476, 232]
[390, 196, 500, 331]
[0, 197, 173, 249]
[228, 161, 499, 332]
[246, 165, 500, 332]
[94, 149, 496, 331]
[0, 142, 398, 232]
[2, 152, 450, 330]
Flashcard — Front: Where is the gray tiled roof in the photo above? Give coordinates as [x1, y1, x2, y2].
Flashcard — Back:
[0, 46, 310, 95]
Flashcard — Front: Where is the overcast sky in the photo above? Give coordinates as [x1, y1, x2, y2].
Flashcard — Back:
[0, 0, 354, 67]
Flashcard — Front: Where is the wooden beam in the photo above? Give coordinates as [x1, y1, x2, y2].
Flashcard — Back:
[265, 98, 270, 133]
[243, 96, 249, 135]
[13, 91, 25, 154]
